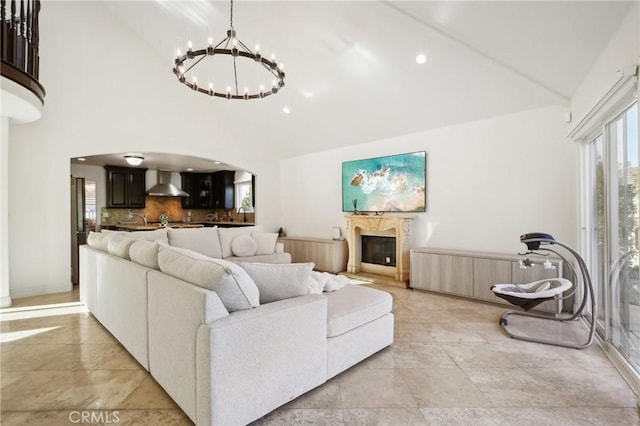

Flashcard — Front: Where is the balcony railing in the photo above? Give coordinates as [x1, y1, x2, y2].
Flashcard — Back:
[1, 0, 45, 104]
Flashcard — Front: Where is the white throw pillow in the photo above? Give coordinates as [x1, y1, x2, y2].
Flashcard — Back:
[86, 231, 113, 252]
[218, 225, 264, 258]
[252, 232, 279, 255]
[128, 228, 169, 243]
[158, 247, 260, 311]
[231, 235, 258, 257]
[107, 234, 136, 259]
[129, 239, 160, 269]
[239, 262, 315, 304]
[167, 227, 223, 259]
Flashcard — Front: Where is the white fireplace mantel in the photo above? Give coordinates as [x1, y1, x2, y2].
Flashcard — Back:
[344, 214, 416, 285]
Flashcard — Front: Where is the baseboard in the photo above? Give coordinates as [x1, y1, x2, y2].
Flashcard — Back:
[0, 295, 12, 308]
[10, 282, 72, 300]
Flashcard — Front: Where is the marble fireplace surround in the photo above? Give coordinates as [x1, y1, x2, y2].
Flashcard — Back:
[345, 214, 415, 285]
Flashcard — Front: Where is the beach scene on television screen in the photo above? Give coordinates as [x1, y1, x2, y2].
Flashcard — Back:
[343, 152, 426, 212]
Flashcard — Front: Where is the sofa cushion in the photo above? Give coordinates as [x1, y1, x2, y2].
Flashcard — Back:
[87, 231, 114, 252]
[325, 285, 393, 338]
[231, 235, 258, 257]
[128, 228, 169, 243]
[107, 234, 136, 259]
[129, 239, 161, 269]
[252, 232, 279, 255]
[218, 225, 264, 258]
[158, 247, 259, 312]
[239, 262, 314, 304]
[167, 227, 223, 259]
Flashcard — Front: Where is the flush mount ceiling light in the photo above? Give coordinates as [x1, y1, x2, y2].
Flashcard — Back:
[124, 155, 144, 166]
[172, 0, 285, 100]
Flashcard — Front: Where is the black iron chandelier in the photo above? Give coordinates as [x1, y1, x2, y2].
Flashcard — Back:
[172, 0, 285, 100]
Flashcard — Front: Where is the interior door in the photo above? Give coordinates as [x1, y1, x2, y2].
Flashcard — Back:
[70, 177, 86, 285]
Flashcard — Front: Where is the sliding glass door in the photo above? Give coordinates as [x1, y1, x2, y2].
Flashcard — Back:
[588, 101, 639, 372]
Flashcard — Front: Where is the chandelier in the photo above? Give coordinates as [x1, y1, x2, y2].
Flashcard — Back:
[172, 0, 285, 100]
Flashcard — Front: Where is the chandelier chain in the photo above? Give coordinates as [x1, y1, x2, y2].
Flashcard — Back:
[230, 0, 234, 30]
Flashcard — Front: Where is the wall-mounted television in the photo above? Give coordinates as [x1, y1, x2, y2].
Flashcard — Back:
[342, 151, 426, 213]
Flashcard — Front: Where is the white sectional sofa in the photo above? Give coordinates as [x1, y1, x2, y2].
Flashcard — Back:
[79, 225, 394, 426]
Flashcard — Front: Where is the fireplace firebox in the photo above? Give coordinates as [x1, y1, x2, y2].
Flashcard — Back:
[362, 236, 397, 267]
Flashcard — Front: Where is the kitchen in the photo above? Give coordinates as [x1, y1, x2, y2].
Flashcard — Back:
[70, 152, 256, 284]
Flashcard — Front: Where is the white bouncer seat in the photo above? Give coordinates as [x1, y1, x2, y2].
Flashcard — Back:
[491, 278, 573, 311]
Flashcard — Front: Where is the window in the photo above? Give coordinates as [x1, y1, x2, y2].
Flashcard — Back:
[583, 101, 639, 373]
[235, 172, 254, 213]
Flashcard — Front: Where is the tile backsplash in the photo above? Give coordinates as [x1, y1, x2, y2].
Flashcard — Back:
[101, 196, 255, 228]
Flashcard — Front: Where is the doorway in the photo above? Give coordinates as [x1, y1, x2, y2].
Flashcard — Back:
[70, 178, 96, 285]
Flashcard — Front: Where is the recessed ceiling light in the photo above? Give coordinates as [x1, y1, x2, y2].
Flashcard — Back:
[77, 157, 86, 161]
[416, 54, 427, 65]
[283, 107, 290, 114]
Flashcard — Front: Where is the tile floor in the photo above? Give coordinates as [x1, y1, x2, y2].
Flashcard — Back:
[1, 284, 638, 425]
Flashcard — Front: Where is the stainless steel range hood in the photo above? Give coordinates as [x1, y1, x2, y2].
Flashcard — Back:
[147, 170, 189, 197]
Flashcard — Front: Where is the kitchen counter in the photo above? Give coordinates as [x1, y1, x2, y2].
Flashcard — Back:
[116, 223, 204, 231]
[203, 222, 255, 227]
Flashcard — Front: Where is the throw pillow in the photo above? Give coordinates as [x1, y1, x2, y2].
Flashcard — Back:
[128, 228, 169, 244]
[231, 235, 258, 257]
[218, 225, 264, 258]
[252, 232, 279, 255]
[167, 227, 223, 259]
[158, 247, 260, 311]
[239, 262, 315, 304]
[129, 239, 160, 269]
[107, 234, 136, 259]
[87, 231, 113, 252]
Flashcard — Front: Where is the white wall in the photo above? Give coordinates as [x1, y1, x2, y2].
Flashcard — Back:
[571, 3, 639, 125]
[8, 3, 282, 298]
[280, 105, 577, 255]
[1, 117, 10, 307]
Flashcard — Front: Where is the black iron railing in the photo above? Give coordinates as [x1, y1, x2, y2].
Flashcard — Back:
[1, 0, 45, 104]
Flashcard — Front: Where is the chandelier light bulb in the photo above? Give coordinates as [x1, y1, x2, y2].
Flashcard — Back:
[187, 40, 193, 50]
[208, 37, 213, 46]
[278, 63, 284, 71]
[233, 38, 238, 47]
[255, 44, 260, 53]
[176, 48, 181, 58]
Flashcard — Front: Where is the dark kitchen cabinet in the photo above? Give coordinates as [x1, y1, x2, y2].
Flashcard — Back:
[180, 171, 234, 209]
[212, 171, 235, 209]
[105, 166, 147, 208]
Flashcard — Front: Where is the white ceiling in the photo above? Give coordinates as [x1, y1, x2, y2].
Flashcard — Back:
[98, 0, 632, 162]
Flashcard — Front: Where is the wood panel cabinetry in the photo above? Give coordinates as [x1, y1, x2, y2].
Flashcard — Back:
[411, 248, 564, 312]
[105, 166, 147, 208]
[181, 171, 235, 209]
[279, 237, 348, 274]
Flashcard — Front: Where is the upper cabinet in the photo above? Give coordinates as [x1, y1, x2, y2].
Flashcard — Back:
[105, 166, 147, 208]
[212, 171, 234, 209]
[181, 171, 234, 209]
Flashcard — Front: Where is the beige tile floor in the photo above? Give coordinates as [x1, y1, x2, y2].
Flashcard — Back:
[1, 284, 638, 425]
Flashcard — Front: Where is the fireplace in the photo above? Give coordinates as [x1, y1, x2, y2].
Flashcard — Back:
[362, 236, 397, 267]
[344, 214, 415, 286]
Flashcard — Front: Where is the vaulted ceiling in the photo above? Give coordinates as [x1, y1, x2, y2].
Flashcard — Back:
[101, 1, 633, 159]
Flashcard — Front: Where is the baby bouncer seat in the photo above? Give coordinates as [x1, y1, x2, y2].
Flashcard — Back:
[491, 233, 596, 349]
